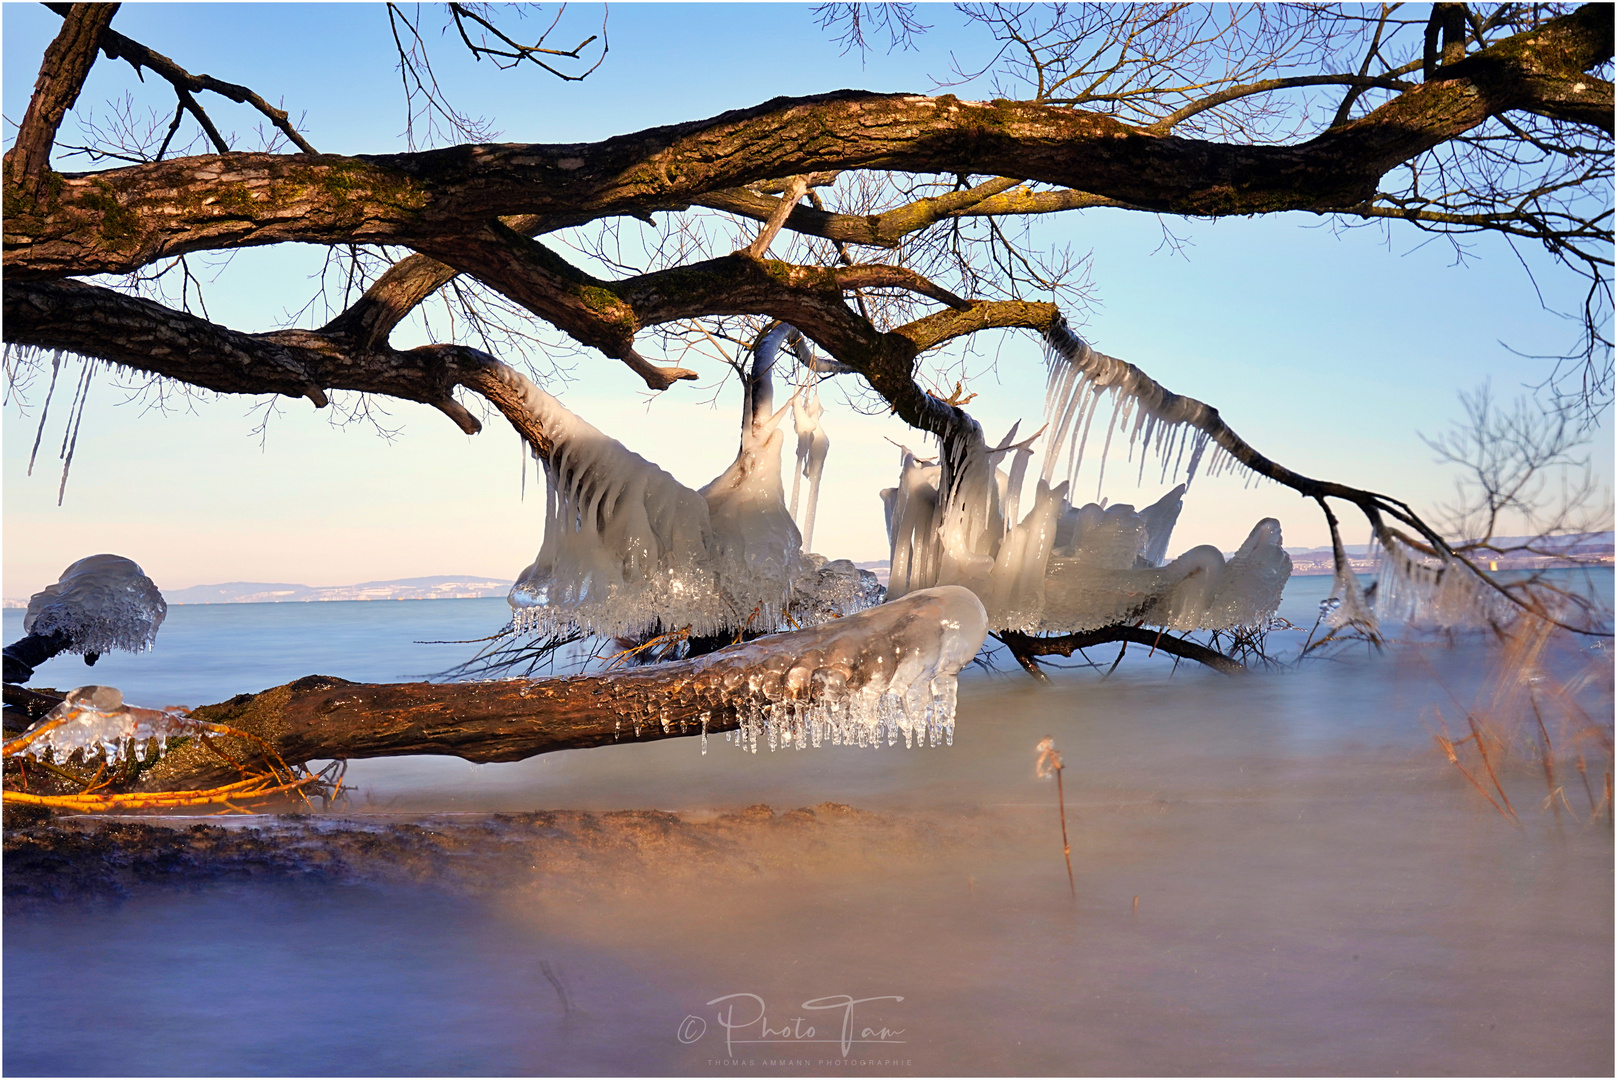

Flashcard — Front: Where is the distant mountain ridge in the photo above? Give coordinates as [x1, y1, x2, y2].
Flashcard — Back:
[162, 575, 512, 605]
[6, 534, 1608, 607]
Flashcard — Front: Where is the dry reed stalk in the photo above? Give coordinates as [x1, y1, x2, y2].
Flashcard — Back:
[1035, 737, 1076, 899]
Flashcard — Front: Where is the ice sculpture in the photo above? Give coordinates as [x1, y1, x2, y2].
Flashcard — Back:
[677, 585, 988, 753]
[882, 415, 1290, 634]
[22, 554, 167, 656]
[6, 684, 197, 766]
[507, 324, 876, 639]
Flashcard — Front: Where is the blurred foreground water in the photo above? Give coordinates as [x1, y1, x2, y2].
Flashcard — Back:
[4, 572, 1612, 1075]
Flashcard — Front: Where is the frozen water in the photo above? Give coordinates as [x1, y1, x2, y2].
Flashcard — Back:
[882, 417, 1291, 634]
[1041, 315, 1236, 496]
[23, 554, 167, 655]
[789, 383, 829, 552]
[499, 351, 872, 640]
[1373, 536, 1517, 629]
[9, 684, 197, 766]
[688, 585, 988, 753]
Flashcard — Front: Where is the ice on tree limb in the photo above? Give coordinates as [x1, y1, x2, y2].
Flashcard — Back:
[883, 408, 1291, 634]
[21, 554, 167, 657]
[704, 585, 988, 753]
[503, 335, 875, 641]
[1042, 316, 1239, 498]
[1373, 534, 1519, 630]
[6, 684, 198, 766]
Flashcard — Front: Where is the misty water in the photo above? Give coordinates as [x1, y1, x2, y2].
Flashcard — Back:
[5, 573, 1612, 1076]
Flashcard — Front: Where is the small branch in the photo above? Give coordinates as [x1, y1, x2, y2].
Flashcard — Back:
[42, 3, 320, 154]
[746, 175, 809, 258]
[5, 3, 120, 196]
[998, 626, 1244, 675]
[1147, 74, 1416, 135]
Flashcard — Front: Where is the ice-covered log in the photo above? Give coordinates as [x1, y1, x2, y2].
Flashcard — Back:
[85, 587, 988, 790]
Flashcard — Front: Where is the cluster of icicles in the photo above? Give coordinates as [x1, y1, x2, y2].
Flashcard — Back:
[9, 685, 197, 766]
[882, 319, 1292, 634]
[1320, 531, 1521, 636]
[503, 325, 879, 640]
[656, 586, 990, 755]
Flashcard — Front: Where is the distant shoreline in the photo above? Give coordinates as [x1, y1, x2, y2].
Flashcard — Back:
[4, 551, 1608, 609]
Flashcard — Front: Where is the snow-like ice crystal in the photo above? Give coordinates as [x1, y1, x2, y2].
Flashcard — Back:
[23, 554, 167, 655]
[9, 685, 197, 766]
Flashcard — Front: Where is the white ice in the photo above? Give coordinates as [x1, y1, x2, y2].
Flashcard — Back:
[882, 401, 1291, 634]
[23, 554, 167, 655]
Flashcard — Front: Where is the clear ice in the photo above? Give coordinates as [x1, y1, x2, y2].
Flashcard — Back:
[684, 585, 988, 753]
[504, 328, 878, 639]
[9, 685, 198, 766]
[881, 318, 1294, 634]
[23, 554, 167, 655]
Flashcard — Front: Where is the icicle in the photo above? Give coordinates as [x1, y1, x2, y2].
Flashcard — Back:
[790, 379, 830, 552]
[11, 686, 199, 767]
[26, 350, 63, 476]
[56, 358, 95, 504]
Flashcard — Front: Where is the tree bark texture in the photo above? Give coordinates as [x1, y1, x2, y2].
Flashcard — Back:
[4, 5, 1609, 281]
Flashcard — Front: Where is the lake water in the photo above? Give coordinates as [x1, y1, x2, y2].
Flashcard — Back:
[5, 573, 1612, 1076]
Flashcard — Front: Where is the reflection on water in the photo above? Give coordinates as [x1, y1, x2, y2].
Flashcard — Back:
[4, 575, 1613, 1076]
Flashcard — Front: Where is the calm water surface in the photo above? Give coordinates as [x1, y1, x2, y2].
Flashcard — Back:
[4, 574, 1612, 1075]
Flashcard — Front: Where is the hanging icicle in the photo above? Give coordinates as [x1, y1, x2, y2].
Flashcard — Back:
[1041, 316, 1257, 498]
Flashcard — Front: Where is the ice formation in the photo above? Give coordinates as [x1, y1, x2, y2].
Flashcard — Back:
[1036, 316, 1509, 635]
[23, 554, 167, 655]
[883, 399, 1291, 634]
[1370, 537, 1517, 630]
[1040, 316, 1254, 499]
[668, 585, 988, 753]
[6, 685, 197, 766]
[789, 382, 829, 552]
[506, 326, 875, 639]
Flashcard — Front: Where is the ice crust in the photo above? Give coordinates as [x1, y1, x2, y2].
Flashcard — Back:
[883, 409, 1290, 634]
[663, 585, 988, 753]
[503, 337, 875, 639]
[10, 685, 196, 766]
[23, 554, 167, 655]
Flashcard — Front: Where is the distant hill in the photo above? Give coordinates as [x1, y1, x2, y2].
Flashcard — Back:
[1284, 531, 1613, 576]
[163, 575, 513, 605]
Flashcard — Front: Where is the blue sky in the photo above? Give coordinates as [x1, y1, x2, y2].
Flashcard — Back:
[3, 4, 1610, 598]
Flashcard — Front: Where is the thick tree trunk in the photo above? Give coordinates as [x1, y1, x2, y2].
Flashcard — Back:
[6, 663, 767, 793]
